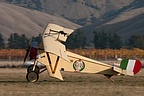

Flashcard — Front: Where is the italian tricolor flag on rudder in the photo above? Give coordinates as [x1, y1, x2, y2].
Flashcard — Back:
[120, 59, 142, 75]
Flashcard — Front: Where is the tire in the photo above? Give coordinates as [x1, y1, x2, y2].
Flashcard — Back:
[26, 71, 39, 82]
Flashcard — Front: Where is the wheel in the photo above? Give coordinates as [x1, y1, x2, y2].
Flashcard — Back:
[26, 71, 39, 82]
[27, 65, 40, 73]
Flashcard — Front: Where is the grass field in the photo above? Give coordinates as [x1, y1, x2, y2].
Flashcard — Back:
[0, 60, 144, 96]
[0, 66, 144, 96]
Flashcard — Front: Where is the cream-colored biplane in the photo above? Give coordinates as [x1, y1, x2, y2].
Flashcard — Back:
[24, 23, 142, 82]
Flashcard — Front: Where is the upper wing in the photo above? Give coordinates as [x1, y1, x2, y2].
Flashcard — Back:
[42, 23, 74, 62]
[43, 23, 74, 42]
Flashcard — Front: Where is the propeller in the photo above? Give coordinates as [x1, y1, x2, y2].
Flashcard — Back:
[23, 39, 32, 64]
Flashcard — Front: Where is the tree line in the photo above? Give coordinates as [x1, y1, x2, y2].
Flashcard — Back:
[65, 29, 144, 50]
[0, 33, 41, 49]
[0, 31, 144, 49]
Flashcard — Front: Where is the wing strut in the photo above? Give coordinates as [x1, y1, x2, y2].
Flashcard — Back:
[46, 52, 60, 74]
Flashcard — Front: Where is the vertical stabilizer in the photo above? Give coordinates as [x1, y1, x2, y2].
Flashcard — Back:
[114, 59, 142, 76]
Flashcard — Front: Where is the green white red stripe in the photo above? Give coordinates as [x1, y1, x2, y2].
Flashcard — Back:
[120, 59, 142, 75]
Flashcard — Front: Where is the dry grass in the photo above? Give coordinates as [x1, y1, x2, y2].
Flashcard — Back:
[0, 2, 80, 41]
[0, 67, 144, 96]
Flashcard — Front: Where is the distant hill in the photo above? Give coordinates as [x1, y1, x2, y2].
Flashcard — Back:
[0, 2, 80, 42]
[80, 6, 144, 46]
[1, 0, 144, 48]
[0, 0, 136, 26]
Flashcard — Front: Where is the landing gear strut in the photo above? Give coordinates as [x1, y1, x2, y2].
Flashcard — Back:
[26, 64, 40, 82]
[27, 65, 40, 73]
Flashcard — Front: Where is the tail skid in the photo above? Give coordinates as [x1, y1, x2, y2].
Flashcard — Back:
[104, 74, 114, 82]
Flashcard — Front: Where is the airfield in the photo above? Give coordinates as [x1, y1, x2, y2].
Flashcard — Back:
[0, 61, 144, 96]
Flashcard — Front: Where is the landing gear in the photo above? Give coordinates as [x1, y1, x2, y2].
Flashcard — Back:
[27, 65, 40, 73]
[26, 65, 40, 82]
[26, 71, 39, 82]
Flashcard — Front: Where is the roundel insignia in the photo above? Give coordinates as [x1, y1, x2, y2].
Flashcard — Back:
[73, 59, 85, 72]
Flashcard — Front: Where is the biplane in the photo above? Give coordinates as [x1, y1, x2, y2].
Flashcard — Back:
[23, 23, 142, 82]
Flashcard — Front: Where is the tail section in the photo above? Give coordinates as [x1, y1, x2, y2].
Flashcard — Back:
[114, 59, 142, 76]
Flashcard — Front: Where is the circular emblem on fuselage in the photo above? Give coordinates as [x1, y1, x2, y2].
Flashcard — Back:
[73, 59, 85, 72]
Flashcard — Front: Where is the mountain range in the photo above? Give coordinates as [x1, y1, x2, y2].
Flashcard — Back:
[0, 2, 80, 41]
[80, 5, 144, 45]
[0, 0, 137, 26]
[0, 0, 144, 47]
